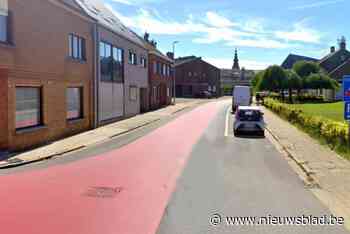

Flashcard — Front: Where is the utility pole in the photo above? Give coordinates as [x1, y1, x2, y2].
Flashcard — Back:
[172, 41, 179, 105]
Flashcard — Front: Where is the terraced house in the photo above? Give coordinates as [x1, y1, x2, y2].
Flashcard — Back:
[141, 33, 173, 111]
[76, 0, 148, 123]
[0, 0, 95, 151]
[0, 0, 148, 152]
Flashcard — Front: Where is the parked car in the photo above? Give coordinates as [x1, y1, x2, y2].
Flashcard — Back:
[233, 106, 265, 137]
[196, 91, 212, 99]
[232, 86, 251, 112]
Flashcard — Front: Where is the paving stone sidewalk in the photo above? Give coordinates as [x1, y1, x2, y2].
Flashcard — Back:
[0, 99, 208, 168]
[262, 106, 350, 228]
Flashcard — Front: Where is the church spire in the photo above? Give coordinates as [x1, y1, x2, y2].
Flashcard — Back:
[233, 48, 240, 70]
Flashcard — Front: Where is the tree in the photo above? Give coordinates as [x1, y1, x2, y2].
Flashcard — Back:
[251, 70, 264, 92]
[305, 73, 340, 91]
[258, 65, 288, 100]
[284, 70, 302, 103]
[292, 61, 320, 78]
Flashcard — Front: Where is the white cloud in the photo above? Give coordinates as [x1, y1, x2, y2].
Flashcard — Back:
[226, 38, 292, 49]
[105, 4, 323, 50]
[204, 57, 271, 70]
[275, 21, 321, 43]
[205, 12, 237, 28]
[289, 0, 345, 10]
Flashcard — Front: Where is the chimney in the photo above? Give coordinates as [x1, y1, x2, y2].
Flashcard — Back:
[339, 36, 346, 50]
[144, 32, 150, 42]
[330, 46, 336, 53]
[166, 52, 174, 60]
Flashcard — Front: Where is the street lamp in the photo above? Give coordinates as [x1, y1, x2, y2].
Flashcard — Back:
[172, 41, 179, 105]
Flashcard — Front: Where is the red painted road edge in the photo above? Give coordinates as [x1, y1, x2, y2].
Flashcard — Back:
[0, 102, 222, 234]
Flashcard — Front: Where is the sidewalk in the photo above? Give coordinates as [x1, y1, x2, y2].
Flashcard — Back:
[0, 99, 209, 168]
[263, 106, 350, 229]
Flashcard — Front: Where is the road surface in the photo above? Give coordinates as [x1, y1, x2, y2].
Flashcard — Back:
[0, 99, 348, 234]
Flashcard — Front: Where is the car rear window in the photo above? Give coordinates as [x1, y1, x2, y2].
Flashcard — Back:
[237, 110, 262, 121]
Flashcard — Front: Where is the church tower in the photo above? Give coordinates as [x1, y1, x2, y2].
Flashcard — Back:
[233, 49, 240, 70]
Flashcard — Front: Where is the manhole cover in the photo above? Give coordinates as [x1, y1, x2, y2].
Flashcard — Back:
[83, 186, 124, 198]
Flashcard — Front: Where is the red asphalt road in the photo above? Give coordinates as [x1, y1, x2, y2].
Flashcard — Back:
[0, 102, 222, 234]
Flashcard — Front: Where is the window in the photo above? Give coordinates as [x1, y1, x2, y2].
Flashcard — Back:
[162, 64, 167, 76]
[129, 51, 137, 65]
[188, 72, 192, 77]
[69, 34, 86, 60]
[167, 87, 170, 97]
[157, 62, 161, 74]
[113, 47, 124, 83]
[16, 87, 42, 129]
[0, 1, 8, 43]
[129, 86, 138, 101]
[100, 41, 124, 83]
[140, 57, 147, 68]
[153, 61, 157, 74]
[67, 87, 83, 120]
[166, 65, 170, 76]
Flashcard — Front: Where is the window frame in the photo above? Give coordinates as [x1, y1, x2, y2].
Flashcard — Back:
[128, 51, 137, 65]
[100, 41, 124, 83]
[69, 33, 86, 61]
[66, 87, 84, 121]
[129, 86, 138, 101]
[15, 86, 43, 130]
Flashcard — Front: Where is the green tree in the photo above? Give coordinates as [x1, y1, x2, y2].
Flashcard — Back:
[292, 61, 321, 78]
[251, 70, 264, 92]
[305, 73, 340, 91]
[258, 65, 288, 100]
[284, 70, 302, 103]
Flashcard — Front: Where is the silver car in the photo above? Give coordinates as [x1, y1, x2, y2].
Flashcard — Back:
[233, 106, 265, 137]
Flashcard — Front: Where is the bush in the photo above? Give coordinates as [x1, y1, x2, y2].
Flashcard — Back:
[264, 98, 349, 150]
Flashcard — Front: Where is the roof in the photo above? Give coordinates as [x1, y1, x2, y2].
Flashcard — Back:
[75, 0, 145, 48]
[329, 58, 350, 79]
[319, 49, 350, 73]
[175, 56, 198, 66]
[281, 54, 318, 69]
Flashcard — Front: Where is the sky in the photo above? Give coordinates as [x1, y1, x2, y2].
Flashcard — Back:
[103, 0, 350, 70]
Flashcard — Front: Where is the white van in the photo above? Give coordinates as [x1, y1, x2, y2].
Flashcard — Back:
[232, 86, 251, 112]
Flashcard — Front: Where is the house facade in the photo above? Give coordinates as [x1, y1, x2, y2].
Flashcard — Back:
[175, 56, 220, 98]
[141, 34, 173, 111]
[77, 0, 148, 123]
[0, 0, 94, 151]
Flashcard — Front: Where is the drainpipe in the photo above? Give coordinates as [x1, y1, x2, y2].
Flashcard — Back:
[92, 23, 100, 128]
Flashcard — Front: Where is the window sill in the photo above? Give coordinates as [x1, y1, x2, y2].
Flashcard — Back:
[66, 57, 87, 64]
[67, 118, 85, 124]
[16, 125, 48, 135]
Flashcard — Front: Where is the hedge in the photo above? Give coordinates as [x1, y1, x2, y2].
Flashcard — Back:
[264, 98, 349, 151]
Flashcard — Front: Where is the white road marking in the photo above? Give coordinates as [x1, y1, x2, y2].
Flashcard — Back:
[224, 105, 232, 137]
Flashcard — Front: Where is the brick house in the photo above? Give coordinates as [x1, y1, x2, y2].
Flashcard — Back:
[141, 33, 173, 111]
[0, 0, 95, 151]
[175, 56, 220, 98]
[76, 0, 148, 123]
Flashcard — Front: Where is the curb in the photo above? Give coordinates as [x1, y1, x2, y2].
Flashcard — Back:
[0, 118, 162, 169]
[265, 126, 320, 188]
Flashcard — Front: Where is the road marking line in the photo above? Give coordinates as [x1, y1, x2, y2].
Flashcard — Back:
[224, 105, 232, 137]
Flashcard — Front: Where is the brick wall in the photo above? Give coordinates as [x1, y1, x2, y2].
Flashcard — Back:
[3, 0, 94, 151]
